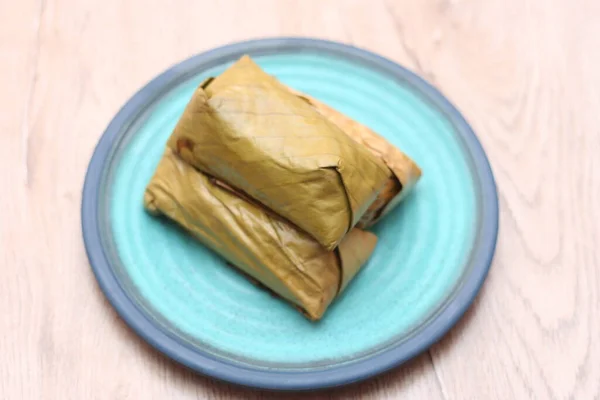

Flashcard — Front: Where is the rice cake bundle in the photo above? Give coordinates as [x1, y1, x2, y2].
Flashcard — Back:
[144, 149, 377, 320]
[167, 56, 390, 250]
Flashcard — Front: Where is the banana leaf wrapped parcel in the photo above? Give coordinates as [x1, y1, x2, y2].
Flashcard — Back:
[167, 56, 391, 250]
[144, 149, 378, 320]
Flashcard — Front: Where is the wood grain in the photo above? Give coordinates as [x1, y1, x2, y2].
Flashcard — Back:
[1, 0, 598, 398]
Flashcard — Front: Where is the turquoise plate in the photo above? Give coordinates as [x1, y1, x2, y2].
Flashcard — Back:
[82, 38, 498, 390]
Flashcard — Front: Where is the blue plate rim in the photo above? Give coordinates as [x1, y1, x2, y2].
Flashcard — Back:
[81, 37, 499, 391]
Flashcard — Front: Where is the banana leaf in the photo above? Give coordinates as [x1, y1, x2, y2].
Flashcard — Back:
[166, 55, 390, 250]
[144, 149, 378, 320]
[290, 90, 422, 227]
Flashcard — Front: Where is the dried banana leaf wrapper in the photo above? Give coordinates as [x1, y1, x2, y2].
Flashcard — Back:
[144, 149, 378, 320]
[167, 55, 390, 250]
[290, 90, 422, 227]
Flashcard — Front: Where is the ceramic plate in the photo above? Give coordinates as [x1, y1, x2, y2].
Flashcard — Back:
[82, 38, 498, 390]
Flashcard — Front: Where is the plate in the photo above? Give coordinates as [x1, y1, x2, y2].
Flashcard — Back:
[82, 38, 498, 390]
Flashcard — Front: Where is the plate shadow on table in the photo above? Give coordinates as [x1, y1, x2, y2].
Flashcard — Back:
[98, 276, 489, 399]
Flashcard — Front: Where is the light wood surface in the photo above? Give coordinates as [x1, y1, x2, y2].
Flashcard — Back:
[1, 0, 599, 398]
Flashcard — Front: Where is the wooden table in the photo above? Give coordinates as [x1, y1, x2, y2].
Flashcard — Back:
[2, 0, 599, 398]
